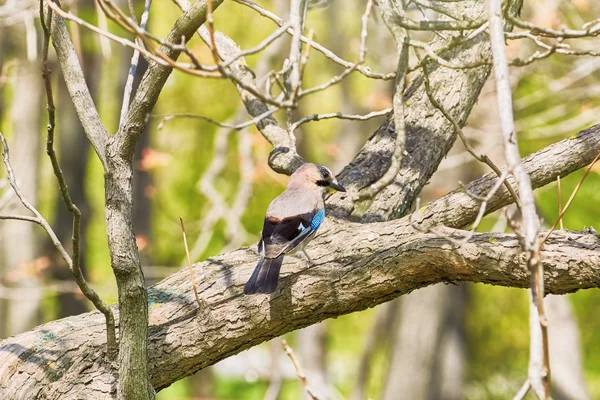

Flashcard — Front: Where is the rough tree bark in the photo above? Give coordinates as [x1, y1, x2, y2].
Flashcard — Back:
[1, 219, 599, 398]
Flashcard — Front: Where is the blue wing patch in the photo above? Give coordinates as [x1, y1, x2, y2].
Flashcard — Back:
[311, 209, 326, 230]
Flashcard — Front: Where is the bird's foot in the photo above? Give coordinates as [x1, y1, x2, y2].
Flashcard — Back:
[302, 249, 316, 267]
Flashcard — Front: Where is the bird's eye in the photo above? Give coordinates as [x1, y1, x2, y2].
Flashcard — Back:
[321, 169, 330, 179]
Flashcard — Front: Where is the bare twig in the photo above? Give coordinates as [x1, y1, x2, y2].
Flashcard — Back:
[299, 0, 373, 98]
[489, 0, 548, 398]
[507, 14, 600, 39]
[180, 217, 202, 308]
[0, 214, 41, 224]
[39, 5, 117, 359]
[120, 0, 153, 127]
[220, 22, 291, 68]
[233, 0, 395, 80]
[513, 379, 531, 400]
[282, 339, 322, 400]
[171, 0, 303, 173]
[47, 0, 221, 78]
[290, 108, 391, 132]
[204, 0, 220, 64]
[556, 176, 564, 231]
[541, 151, 600, 247]
[417, 49, 521, 210]
[152, 107, 278, 131]
[459, 171, 509, 239]
[2, 130, 118, 358]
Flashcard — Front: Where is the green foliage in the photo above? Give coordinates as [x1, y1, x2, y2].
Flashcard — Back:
[466, 286, 530, 397]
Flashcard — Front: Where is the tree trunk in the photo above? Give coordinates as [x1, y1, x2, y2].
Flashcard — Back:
[104, 149, 151, 399]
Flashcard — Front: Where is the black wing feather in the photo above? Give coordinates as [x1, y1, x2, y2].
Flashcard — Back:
[262, 212, 314, 245]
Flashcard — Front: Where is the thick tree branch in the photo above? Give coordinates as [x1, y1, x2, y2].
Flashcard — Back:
[328, 0, 504, 221]
[411, 124, 600, 230]
[1, 226, 598, 398]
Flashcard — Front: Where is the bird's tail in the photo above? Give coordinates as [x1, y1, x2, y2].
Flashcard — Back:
[243, 255, 284, 295]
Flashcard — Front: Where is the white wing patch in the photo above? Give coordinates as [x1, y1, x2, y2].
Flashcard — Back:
[298, 222, 305, 231]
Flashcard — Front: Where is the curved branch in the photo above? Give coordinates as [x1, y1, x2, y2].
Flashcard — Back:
[413, 124, 600, 230]
[0, 225, 598, 398]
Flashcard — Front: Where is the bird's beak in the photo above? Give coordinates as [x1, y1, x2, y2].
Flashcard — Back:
[329, 180, 346, 192]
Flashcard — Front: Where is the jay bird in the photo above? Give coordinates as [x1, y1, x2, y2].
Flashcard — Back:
[244, 163, 346, 295]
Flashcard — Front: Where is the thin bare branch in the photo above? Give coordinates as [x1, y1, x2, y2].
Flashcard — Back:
[233, 0, 395, 80]
[47, 0, 221, 78]
[299, 0, 373, 98]
[556, 176, 564, 231]
[541, 151, 600, 247]
[1, 130, 117, 357]
[507, 14, 600, 39]
[180, 217, 202, 308]
[45, 1, 109, 167]
[282, 339, 322, 400]
[489, 0, 548, 397]
[151, 107, 278, 131]
[417, 49, 521, 210]
[513, 379, 531, 400]
[220, 22, 291, 68]
[0, 214, 41, 224]
[290, 108, 391, 132]
[120, 0, 153, 127]
[170, 0, 303, 174]
[40, 5, 117, 358]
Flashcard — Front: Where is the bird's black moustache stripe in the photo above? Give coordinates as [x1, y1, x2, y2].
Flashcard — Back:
[316, 180, 330, 187]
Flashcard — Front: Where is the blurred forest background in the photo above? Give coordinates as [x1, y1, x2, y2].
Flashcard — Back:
[1, 0, 599, 399]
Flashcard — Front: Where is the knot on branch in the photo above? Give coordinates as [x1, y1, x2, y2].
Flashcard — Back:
[268, 147, 305, 175]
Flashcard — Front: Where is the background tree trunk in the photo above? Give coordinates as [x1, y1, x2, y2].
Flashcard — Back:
[547, 295, 590, 400]
[1, 59, 43, 337]
[382, 284, 467, 400]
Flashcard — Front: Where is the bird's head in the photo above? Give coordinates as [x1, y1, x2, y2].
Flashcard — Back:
[289, 163, 346, 192]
